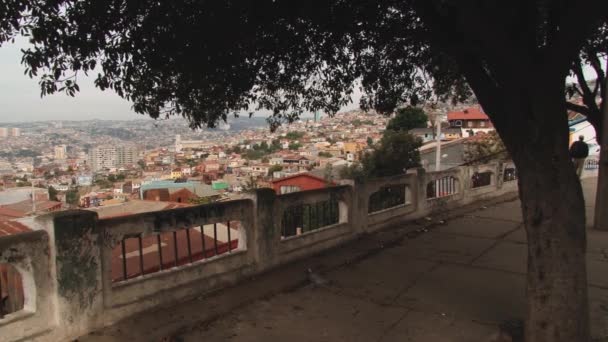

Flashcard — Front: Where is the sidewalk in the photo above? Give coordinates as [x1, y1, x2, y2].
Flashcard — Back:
[84, 177, 608, 342]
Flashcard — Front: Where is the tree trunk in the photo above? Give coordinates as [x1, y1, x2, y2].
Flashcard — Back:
[504, 89, 591, 342]
[594, 78, 608, 230]
[517, 152, 590, 342]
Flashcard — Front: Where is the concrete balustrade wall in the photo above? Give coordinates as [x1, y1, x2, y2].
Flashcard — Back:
[0, 163, 519, 342]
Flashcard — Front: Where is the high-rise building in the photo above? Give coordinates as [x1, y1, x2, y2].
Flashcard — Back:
[89, 146, 117, 171]
[89, 145, 139, 171]
[314, 111, 322, 122]
[0, 127, 7, 138]
[10, 128, 21, 137]
[54, 145, 67, 160]
[117, 146, 138, 167]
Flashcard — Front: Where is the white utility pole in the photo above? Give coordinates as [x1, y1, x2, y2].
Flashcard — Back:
[435, 115, 443, 171]
[31, 181, 36, 213]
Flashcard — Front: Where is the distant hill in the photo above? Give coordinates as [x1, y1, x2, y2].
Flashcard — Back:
[223, 116, 269, 131]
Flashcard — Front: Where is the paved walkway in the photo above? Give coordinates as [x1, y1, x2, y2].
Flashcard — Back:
[84, 177, 608, 342]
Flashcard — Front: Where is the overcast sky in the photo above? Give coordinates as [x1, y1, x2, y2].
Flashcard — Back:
[0, 37, 601, 123]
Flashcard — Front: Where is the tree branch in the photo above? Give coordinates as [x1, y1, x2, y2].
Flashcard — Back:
[588, 53, 606, 98]
[573, 62, 593, 98]
[565, 101, 592, 116]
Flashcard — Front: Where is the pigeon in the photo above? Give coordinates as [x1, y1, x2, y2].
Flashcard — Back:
[307, 268, 329, 286]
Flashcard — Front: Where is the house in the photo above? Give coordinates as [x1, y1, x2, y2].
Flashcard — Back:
[283, 155, 311, 165]
[170, 168, 183, 179]
[250, 165, 270, 176]
[269, 157, 284, 165]
[447, 107, 494, 136]
[409, 127, 463, 143]
[342, 142, 363, 155]
[270, 173, 333, 195]
[140, 180, 220, 201]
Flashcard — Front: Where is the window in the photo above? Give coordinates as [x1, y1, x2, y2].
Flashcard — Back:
[453, 120, 462, 127]
[480, 121, 486, 127]
[467, 121, 473, 128]
[280, 185, 301, 194]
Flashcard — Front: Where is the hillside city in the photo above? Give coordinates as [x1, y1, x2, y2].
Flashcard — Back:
[0, 103, 597, 224]
[0, 106, 455, 215]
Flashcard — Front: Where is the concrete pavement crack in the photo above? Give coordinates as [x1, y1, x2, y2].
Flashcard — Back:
[375, 309, 411, 342]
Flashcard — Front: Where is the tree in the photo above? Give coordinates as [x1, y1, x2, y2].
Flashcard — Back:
[341, 131, 421, 181]
[361, 131, 422, 178]
[65, 188, 80, 206]
[3, 2, 608, 340]
[566, 24, 607, 142]
[386, 106, 428, 132]
[323, 163, 334, 185]
[267, 165, 283, 177]
[366, 137, 374, 147]
[137, 160, 146, 170]
[270, 139, 282, 151]
[565, 25, 607, 232]
[288, 142, 301, 151]
[242, 176, 259, 193]
[463, 131, 509, 165]
[285, 132, 305, 140]
[48, 186, 58, 201]
[188, 197, 212, 205]
[318, 151, 333, 158]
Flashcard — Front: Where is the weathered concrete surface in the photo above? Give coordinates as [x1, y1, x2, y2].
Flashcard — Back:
[82, 177, 608, 341]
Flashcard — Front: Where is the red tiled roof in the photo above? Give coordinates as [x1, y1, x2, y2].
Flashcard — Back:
[0, 220, 32, 237]
[3, 200, 62, 214]
[270, 172, 329, 185]
[447, 107, 489, 120]
[0, 207, 26, 218]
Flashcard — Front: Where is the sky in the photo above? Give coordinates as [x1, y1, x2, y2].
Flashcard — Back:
[0, 38, 145, 122]
[0, 37, 602, 123]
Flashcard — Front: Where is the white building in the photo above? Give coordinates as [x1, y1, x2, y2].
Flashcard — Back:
[54, 145, 67, 160]
[89, 145, 138, 171]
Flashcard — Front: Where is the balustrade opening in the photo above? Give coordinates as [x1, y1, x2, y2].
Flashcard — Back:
[111, 221, 241, 283]
[0, 263, 24, 318]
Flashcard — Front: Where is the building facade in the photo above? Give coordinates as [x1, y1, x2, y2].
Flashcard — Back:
[89, 146, 138, 171]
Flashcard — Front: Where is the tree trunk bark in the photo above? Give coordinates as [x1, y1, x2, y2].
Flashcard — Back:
[504, 89, 591, 342]
[517, 153, 590, 342]
[594, 78, 608, 230]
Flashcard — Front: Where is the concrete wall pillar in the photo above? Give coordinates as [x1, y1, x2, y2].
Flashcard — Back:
[51, 210, 104, 339]
[249, 188, 278, 270]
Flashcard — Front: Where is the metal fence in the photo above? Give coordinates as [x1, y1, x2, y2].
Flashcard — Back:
[281, 198, 340, 238]
[471, 171, 493, 188]
[503, 167, 518, 182]
[368, 184, 407, 213]
[112, 222, 240, 283]
[585, 158, 599, 170]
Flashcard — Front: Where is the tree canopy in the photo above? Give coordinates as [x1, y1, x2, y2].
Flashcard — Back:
[2, 2, 608, 341]
[386, 106, 428, 132]
[341, 131, 421, 181]
[0, 0, 471, 130]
